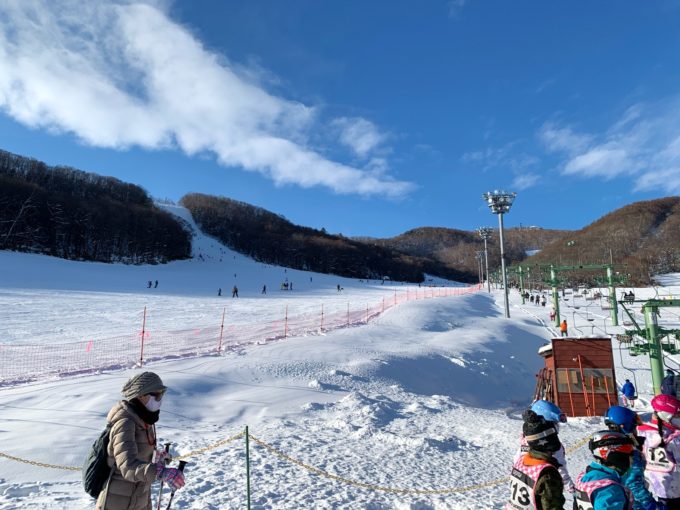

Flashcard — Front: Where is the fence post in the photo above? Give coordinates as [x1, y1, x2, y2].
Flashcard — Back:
[320, 303, 324, 332]
[382, 297, 385, 313]
[139, 306, 147, 366]
[394, 290, 396, 305]
[347, 302, 350, 326]
[366, 304, 369, 324]
[218, 307, 226, 353]
[245, 425, 251, 510]
[284, 305, 288, 338]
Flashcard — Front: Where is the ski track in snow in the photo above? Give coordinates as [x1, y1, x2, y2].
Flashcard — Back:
[0, 205, 679, 509]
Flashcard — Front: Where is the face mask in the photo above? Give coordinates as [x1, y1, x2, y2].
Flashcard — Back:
[144, 396, 162, 412]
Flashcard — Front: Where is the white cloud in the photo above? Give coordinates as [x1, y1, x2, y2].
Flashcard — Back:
[332, 117, 387, 158]
[448, 0, 469, 17]
[461, 142, 539, 173]
[538, 123, 593, 155]
[538, 101, 680, 193]
[512, 173, 540, 190]
[0, 0, 413, 197]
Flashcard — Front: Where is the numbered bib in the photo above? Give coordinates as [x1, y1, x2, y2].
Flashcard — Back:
[507, 468, 535, 509]
[573, 489, 593, 510]
[646, 446, 675, 473]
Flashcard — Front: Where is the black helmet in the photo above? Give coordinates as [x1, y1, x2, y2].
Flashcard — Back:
[588, 430, 634, 473]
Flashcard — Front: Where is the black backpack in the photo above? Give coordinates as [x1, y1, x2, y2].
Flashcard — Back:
[661, 374, 676, 396]
[82, 423, 113, 498]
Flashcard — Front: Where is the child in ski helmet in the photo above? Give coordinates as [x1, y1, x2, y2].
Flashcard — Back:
[605, 406, 659, 510]
[637, 394, 680, 506]
[514, 400, 575, 492]
[507, 409, 565, 509]
[574, 430, 634, 509]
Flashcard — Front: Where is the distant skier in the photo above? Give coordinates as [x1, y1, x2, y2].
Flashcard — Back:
[262, 285, 267, 295]
[290, 282, 293, 291]
[540, 296, 546, 307]
[218, 288, 222, 297]
[620, 379, 636, 408]
[560, 320, 568, 337]
[147, 280, 152, 288]
[232, 286, 238, 298]
[154, 280, 158, 288]
[661, 369, 677, 397]
[337, 284, 341, 292]
[530, 294, 535, 303]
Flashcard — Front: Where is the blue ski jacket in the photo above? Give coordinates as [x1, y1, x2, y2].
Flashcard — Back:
[580, 462, 629, 510]
[622, 381, 636, 398]
[622, 450, 656, 510]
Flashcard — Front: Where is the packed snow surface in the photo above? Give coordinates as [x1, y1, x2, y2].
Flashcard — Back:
[0, 206, 679, 509]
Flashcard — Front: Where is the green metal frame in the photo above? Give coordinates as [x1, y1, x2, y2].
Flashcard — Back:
[619, 299, 680, 394]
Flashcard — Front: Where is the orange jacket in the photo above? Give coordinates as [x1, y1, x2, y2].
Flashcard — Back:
[559, 321, 567, 332]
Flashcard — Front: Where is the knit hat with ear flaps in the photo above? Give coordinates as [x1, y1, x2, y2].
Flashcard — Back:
[523, 409, 561, 453]
[122, 371, 167, 400]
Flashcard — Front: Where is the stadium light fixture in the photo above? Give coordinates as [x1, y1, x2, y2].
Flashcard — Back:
[477, 227, 493, 293]
[482, 190, 517, 318]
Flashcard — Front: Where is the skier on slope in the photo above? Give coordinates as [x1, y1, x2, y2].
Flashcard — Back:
[514, 400, 575, 492]
[506, 409, 565, 509]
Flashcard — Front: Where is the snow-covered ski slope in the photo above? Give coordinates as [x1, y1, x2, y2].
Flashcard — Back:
[0, 205, 679, 509]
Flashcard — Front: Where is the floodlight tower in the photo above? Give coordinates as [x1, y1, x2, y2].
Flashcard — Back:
[477, 227, 493, 293]
[482, 190, 517, 318]
[475, 251, 484, 285]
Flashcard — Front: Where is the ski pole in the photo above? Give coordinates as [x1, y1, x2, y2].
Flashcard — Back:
[155, 443, 172, 510]
[165, 460, 187, 510]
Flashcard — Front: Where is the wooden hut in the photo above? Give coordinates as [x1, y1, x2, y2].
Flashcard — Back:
[534, 337, 618, 417]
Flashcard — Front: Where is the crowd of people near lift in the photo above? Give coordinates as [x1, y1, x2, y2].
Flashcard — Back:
[509, 375, 680, 509]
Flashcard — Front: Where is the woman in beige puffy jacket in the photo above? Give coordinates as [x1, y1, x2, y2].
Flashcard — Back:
[96, 372, 185, 510]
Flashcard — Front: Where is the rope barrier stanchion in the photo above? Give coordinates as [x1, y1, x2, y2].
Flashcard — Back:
[245, 426, 251, 510]
[139, 305, 147, 367]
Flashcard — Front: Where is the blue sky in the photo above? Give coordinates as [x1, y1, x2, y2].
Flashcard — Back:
[1, 1, 679, 238]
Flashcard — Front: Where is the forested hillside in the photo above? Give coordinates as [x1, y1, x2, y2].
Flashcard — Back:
[360, 226, 567, 278]
[180, 193, 473, 283]
[524, 196, 680, 285]
[0, 150, 191, 263]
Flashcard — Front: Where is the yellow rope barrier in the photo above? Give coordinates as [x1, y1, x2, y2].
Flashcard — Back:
[0, 451, 81, 471]
[175, 431, 245, 460]
[0, 429, 591, 496]
[249, 434, 508, 495]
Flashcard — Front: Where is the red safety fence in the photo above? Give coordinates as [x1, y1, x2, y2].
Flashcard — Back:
[1, 285, 482, 386]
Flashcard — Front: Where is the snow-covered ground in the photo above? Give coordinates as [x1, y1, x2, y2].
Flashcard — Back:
[1, 206, 679, 509]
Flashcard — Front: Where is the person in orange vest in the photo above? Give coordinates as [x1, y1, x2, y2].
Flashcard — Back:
[560, 320, 568, 337]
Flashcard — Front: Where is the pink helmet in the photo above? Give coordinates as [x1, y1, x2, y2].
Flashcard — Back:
[652, 394, 680, 422]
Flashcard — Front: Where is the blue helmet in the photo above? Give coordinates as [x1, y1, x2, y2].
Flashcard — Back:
[604, 406, 641, 434]
[530, 400, 567, 424]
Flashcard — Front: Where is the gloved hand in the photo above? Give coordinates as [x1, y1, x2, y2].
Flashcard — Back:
[156, 465, 185, 490]
[154, 449, 172, 465]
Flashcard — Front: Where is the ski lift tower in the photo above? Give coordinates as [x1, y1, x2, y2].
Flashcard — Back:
[482, 190, 517, 318]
